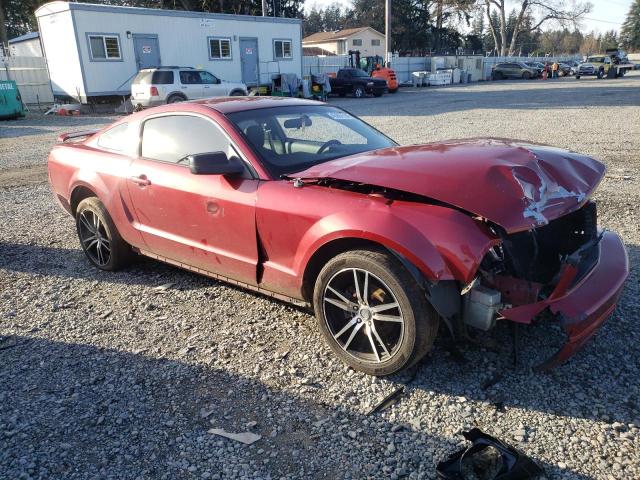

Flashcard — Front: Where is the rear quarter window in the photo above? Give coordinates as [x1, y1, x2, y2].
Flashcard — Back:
[133, 71, 152, 84]
[97, 123, 138, 155]
[152, 71, 174, 84]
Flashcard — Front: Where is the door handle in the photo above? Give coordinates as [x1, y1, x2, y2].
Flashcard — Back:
[129, 175, 151, 187]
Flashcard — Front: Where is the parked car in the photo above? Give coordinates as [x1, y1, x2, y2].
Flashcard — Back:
[131, 66, 247, 108]
[491, 62, 538, 80]
[48, 97, 628, 376]
[524, 62, 544, 75]
[557, 63, 573, 77]
[329, 68, 387, 98]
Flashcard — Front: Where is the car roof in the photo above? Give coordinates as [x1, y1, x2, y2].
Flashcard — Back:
[192, 96, 328, 114]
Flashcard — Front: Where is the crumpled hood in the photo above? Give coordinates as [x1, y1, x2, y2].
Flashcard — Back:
[296, 138, 605, 233]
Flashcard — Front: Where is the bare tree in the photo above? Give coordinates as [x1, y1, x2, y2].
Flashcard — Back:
[481, 0, 592, 56]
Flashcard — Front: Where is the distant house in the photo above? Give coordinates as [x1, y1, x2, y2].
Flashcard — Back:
[302, 46, 336, 56]
[8, 32, 44, 57]
[302, 27, 385, 57]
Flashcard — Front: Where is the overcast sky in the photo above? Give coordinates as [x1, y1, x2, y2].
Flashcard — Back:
[304, 0, 633, 34]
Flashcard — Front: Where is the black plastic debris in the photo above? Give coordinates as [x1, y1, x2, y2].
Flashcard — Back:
[436, 428, 544, 479]
[366, 386, 405, 415]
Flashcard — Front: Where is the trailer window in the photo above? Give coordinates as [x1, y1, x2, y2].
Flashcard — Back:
[274, 40, 292, 59]
[88, 34, 121, 61]
[209, 38, 232, 60]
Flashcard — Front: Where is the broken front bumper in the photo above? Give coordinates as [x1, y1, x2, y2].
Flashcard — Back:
[499, 231, 629, 370]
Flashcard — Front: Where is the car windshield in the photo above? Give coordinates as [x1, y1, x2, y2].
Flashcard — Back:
[227, 105, 396, 178]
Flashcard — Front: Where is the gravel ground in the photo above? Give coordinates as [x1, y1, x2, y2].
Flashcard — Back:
[1, 74, 639, 479]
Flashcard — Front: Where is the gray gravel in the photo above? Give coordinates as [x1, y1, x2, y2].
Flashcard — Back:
[1, 74, 639, 479]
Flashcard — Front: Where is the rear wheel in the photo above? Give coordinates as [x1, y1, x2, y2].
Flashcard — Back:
[167, 94, 186, 104]
[313, 249, 439, 376]
[493, 71, 503, 80]
[230, 90, 245, 96]
[76, 197, 132, 271]
[353, 86, 365, 98]
[522, 71, 531, 79]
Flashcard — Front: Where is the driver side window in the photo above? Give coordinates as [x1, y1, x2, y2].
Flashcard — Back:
[199, 71, 218, 84]
[141, 115, 234, 163]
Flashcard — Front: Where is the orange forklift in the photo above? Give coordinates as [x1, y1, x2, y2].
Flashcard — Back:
[348, 50, 399, 93]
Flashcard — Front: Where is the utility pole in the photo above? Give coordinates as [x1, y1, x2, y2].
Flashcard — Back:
[385, 0, 391, 66]
[262, 0, 267, 16]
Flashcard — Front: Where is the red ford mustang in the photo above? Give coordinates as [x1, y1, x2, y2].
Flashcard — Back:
[48, 97, 628, 376]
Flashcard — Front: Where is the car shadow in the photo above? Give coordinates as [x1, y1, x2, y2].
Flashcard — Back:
[3, 238, 638, 431]
[0, 241, 212, 291]
[0, 335, 591, 479]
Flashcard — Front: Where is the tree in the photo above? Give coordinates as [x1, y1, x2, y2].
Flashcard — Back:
[480, 0, 592, 56]
[620, 0, 640, 52]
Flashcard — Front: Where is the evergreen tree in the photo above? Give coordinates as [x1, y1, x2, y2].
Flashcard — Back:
[620, 0, 640, 51]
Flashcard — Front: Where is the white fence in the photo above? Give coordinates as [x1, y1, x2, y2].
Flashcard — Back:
[0, 56, 53, 105]
[303, 54, 585, 84]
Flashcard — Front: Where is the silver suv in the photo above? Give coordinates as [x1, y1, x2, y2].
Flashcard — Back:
[131, 66, 247, 108]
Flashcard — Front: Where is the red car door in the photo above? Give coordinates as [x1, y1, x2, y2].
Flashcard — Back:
[126, 113, 259, 285]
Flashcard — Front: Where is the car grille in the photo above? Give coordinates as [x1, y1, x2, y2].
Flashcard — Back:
[579, 65, 595, 74]
[484, 202, 598, 284]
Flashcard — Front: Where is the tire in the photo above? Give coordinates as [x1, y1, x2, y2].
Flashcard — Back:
[353, 86, 365, 98]
[75, 197, 132, 271]
[167, 94, 186, 104]
[575, 75, 581, 79]
[522, 71, 531, 80]
[230, 90, 245, 96]
[313, 249, 439, 376]
[494, 71, 503, 80]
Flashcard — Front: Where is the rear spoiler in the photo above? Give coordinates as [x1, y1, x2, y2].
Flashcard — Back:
[57, 130, 99, 143]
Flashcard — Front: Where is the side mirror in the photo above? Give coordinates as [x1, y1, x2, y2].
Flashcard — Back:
[188, 152, 244, 176]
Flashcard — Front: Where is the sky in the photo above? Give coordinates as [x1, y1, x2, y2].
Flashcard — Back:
[304, 0, 634, 34]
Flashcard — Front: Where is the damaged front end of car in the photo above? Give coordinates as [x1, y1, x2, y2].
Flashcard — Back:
[461, 201, 629, 371]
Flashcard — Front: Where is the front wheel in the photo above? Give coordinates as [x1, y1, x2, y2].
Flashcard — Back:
[76, 197, 132, 271]
[353, 86, 365, 98]
[522, 71, 531, 80]
[313, 249, 439, 376]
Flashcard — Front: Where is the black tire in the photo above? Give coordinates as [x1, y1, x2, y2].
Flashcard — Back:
[575, 75, 581, 79]
[522, 71, 531, 80]
[353, 86, 365, 98]
[230, 90, 245, 96]
[493, 71, 503, 80]
[76, 197, 132, 271]
[167, 94, 186, 104]
[313, 249, 439, 376]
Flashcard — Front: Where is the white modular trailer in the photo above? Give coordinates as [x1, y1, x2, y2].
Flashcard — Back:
[35, 1, 303, 102]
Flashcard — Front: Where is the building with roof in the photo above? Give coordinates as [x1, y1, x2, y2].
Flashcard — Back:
[302, 27, 385, 57]
[35, 1, 302, 102]
[8, 32, 44, 57]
